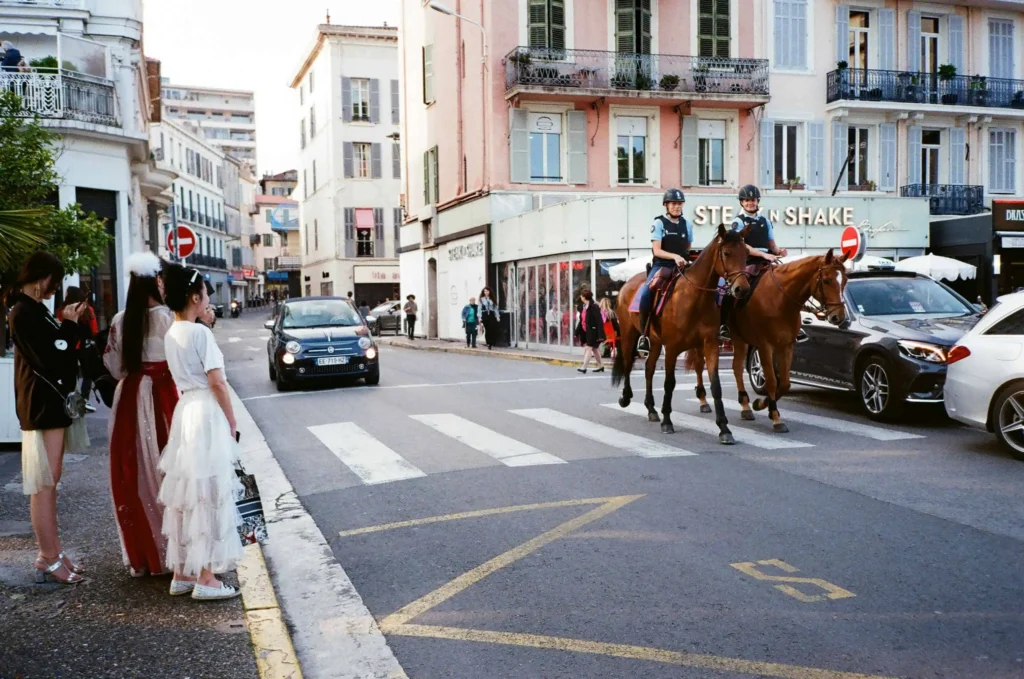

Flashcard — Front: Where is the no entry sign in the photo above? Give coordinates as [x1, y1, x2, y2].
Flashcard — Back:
[167, 224, 197, 259]
[840, 226, 865, 262]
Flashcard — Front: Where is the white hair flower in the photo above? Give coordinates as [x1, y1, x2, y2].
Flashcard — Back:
[126, 251, 162, 278]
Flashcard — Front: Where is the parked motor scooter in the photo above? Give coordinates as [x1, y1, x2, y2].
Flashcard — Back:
[230, 300, 241, 318]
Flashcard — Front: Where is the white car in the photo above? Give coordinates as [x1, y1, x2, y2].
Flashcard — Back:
[944, 291, 1024, 461]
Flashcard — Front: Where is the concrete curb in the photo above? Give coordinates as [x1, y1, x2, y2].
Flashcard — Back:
[379, 338, 582, 368]
[238, 543, 303, 679]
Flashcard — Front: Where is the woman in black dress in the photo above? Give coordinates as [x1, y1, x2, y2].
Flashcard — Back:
[575, 290, 605, 374]
[8, 252, 90, 584]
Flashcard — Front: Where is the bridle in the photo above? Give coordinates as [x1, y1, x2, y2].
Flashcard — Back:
[768, 261, 847, 315]
[679, 237, 750, 294]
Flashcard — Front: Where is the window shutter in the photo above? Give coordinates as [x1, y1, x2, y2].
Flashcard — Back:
[343, 142, 354, 178]
[392, 142, 401, 179]
[807, 121, 826, 190]
[879, 123, 897, 191]
[393, 208, 402, 249]
[509, 108, 530, 183]
[878, 9, 895, 71]
[832, 120, 849, 189]
[550, 0, 566, 52]
[371, 143, 382, 179]
[794, 1, 807, 70]
[774, 0, 790, 68]
[374, 208, 384, 257]
[698, 0, 729, 58]
[369, 79, 380, 123]
[948, 15, 965, 74]
[641, 0, 652, 55]
[341, 76, 352, 122]
[615, 0, 634, 53]
[681, 115, 699, 186]
[344, 208, 355, 258]
[760, 119, 775, 188]
[907, 126, 922, 186]
[423, 46, 434, 104]
[1008, 131, 1018, 194]
[529, 0, 548, 49]
[432, 148, 439, 205]
[907, 11, 921, 73]
[949, 127, 966, 186]
[835, 5, 849, 66]
[423, 150, 430, 203]
[566, 110, 588, 185]
[989, 19, 1014, 81]
[391, 79, 400, 124]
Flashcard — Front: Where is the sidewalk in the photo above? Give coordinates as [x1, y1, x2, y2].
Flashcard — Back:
[0, 408, 267, 679]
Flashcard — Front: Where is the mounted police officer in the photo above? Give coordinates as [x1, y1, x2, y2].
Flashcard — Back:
[636, 188, 692, 358]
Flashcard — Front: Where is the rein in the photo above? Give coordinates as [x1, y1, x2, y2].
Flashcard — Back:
[679, 240, 746, 294]
[767, 262, 846, 313]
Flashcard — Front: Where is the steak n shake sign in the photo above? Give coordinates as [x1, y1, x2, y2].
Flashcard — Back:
[692, 204, 856, 227]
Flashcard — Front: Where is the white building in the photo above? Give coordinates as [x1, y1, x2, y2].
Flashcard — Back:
[290, 24, 402, 304]
[161, 80, 257, 173]
[252, 194, 300, 299]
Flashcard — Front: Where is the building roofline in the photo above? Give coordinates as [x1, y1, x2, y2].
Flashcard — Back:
[161, 81, 255, 98]
[289, 24, 397, 88]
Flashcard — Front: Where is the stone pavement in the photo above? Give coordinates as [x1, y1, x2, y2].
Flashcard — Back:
[0, 407, 262, 679]
[377, 335, 639, 367]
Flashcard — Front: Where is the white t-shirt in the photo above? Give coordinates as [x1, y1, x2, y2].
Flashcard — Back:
[164, 320, 225, 392]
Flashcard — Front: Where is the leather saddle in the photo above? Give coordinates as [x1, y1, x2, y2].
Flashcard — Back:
[629, 266, 680, 315]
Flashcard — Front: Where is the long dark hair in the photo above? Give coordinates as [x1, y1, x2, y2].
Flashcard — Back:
[162, 263, 205, 312]
[121, 273, 163, 374]
[17, 251, 64, 296]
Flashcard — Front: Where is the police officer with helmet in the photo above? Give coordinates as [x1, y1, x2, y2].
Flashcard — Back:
[636, 188, 692, 357]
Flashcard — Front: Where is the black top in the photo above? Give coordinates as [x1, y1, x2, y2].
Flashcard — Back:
[652, 215, 692, 268]
[735, 213, 772, 251]
[576, 303, 606, 347]
[8, 294, 84, 431]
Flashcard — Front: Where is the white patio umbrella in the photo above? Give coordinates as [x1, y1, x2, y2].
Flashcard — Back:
[609, 257, 651, 282]
[895, 253, 976, 281]
[847, 255, 895, 272]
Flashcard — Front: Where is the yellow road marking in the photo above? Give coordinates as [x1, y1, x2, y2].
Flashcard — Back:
[338, 496, 638, 537]
[389, 624, 897, 679]
[238, 543, 304, 679]
[731, 559, 856, 603]
[378, 494, 644, 631]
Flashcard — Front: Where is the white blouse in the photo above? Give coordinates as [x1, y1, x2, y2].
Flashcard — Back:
[104, 305, 174, 379]
[164, 321, 225, 392]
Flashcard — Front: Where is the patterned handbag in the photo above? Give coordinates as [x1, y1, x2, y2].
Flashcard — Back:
[234, 463, 268, 546]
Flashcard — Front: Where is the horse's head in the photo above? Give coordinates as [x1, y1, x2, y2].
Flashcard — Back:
[816, 249, 849, 326]
[716, 223, 752, 299]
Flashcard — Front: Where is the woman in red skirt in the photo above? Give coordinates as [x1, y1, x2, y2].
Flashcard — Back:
[104, 252, 178, 577]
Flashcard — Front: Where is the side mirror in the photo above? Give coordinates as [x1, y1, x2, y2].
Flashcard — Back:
[263, 319, 275, 330]
[366, 315, 377, 324]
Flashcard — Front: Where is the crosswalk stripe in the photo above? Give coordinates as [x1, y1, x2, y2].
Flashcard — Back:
[307, 422, 426, 485]
[410, 414, 565, 467]
[510, 408, 696, 458]
[689, 399, 924, 441]
[603, 403, 814, 450]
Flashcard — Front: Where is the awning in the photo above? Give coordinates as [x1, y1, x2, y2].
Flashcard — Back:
[355, 208, 375, 230]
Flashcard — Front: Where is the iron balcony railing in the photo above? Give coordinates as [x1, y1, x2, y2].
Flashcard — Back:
[275, 256, 301, 270]
[188, 254, 228, 269]
[504, 46, 770, 97]
[0, 70, 119, 126]
[0, 0, 85, 7]
[828, 68, 1024, 110]
[900, 184, 985, 216]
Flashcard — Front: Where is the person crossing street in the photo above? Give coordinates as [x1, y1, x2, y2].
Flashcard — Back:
[635, 189, 692, 358]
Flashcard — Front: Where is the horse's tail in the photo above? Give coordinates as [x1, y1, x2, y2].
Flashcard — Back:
[611, 340, 626, 387]
[682, 349, 698, 372]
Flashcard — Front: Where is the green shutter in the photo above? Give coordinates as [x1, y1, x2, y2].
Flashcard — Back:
[641, 0, 652, 55]
[529, 0, 548, 49]
[698, 0, 731, 58]
[423, 150, 430, 204]
[615, 0, 634, 53]
[550, 0, 566, 52]
[432, 147, 439, 205]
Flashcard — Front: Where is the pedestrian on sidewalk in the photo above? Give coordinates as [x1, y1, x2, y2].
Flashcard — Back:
[358, 300, 370, 320]
[575, 290, 605, 374]
[8, 252, 90, 585]
[104, 252, 178, 578]
[479, 287, 498, 349]
[57, 286, 99, 412]
[159, 263, 244, 601]
[462, 297, 480, 348]
[404, 294, 418, 340]
[599, 296, 619, 360]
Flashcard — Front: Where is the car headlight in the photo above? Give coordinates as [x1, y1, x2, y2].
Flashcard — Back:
[365, 347, 377, 360]
[358, 337, 372, 350]
[897, 340, 947, 363]
[281, 353, 296, 365]
[285, 341, 301, 354]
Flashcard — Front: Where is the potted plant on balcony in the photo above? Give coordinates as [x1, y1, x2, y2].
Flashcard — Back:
[508, 52, 533, 79]
[612, 72, 633, 89]
[938, 63, 958, 104]
[969, 75, 989, 106]
[28, 56, 58, 73]
[1013, 91, 1024, 109]
[659, 74, 680, 91]
[849, 180, 877, 192]
[693, 63, 711, 93]
[634, 72, 655, 91]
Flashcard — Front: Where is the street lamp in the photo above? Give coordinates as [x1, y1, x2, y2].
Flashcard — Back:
[428, 1, 487, 67]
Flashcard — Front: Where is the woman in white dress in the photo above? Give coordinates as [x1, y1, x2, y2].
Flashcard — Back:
[158, 263, 243, 600]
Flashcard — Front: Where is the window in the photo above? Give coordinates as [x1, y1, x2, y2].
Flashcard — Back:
[264, 258, 275, 271]
[774, 123, 799, 185]
[306, 284, 312, 297]
[848, 10, 869, 86]
[615, 0, 651, 55]
[616, 116, 647, 184]
[392, 141, 401, 179]
[920, 16, 940, 76]
[422, 46, 434, 104]
[921, 129, 941, 185]
[699, 119, 726, 186]
[303, 170, 308, 199]
[528, 0, 566, 52]
[263, 234, 273, 247]
[424, 146, 439, 204]
[774, 0, 807, 70]
[305, 223, 309, 255]
[310, 105, 316, 138]
[986, 309, 1024, 335]
[529, 112, 562, 182]
[989, 19, 1015, 81]
[698, 0, 730, 58]
[394, 207, 403, 248]
[354, 143, 371, 178]
[314, 220, 319, 251]
[990, 128, 1017, 194]
[847, 127, 870, 187]
[391, 79, 400, 124]
[320, 282, 333, 296]
[355, 208, 375, 257]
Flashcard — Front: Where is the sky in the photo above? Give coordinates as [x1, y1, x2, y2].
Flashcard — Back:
[143, 0, 400, 178]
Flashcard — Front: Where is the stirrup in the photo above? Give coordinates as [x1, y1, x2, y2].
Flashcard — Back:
[796, 329, 810, 344]
[636, 335, 651, 358]
[718, 325, 731, 342]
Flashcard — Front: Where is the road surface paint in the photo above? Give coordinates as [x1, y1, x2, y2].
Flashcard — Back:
[307, 422, 427, 485]
[511, 408, 697, 458]
[731, 559, 856, 603]
[242, 375, 613, 401]
[237, 543, 303, 679]
[410, 414, 565, 467]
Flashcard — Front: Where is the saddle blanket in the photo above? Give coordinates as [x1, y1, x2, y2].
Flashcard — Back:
[629, 267, 678, 315]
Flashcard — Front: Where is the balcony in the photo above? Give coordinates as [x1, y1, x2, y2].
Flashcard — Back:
[504, 47, 769, 105]
[827, 69, 1024, 112]
[188, 254, 228, 270]
[0, 0, 85, 7]
[0, 71, 119, 127]
[275, 256, 301, 271]
[900, 184, 985, 216]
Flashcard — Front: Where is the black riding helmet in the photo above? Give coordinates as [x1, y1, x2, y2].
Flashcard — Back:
[738, 184, 761, 201]
[662, 188, 685, 204]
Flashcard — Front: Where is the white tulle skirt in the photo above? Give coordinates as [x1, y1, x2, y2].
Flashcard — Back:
[21, 419, 91, 495]
[158, 389, 244, 577]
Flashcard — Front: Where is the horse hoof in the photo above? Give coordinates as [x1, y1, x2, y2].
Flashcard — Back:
[719, 432, 736, 445]
[618, 396, 631, 408]
[752, 399, 767, 412]
[699, 404, 712, 414]
[660, 422, 675, 434]
[773, 422, 789, 433]
[741, 410, 755, 421]
[647, 412, 661, 423]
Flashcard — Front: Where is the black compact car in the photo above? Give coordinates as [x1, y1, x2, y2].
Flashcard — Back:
[746, 272, 982, 421]
[265, 296, 380, 391]
[366, 300, 402, 336]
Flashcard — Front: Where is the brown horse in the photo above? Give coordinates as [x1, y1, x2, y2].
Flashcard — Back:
[687, 250, 849, 432]
[612, 224, 752, 444]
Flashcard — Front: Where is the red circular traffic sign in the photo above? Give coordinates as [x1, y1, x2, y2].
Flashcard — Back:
[840, 226, 863, 261]
[167, 224, 197, 259]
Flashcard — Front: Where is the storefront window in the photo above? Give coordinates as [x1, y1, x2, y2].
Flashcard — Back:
[547, 263, 559, 344]
[559, 260, 571, 346]
[537, 265, 548, 343]
[528, 266, 538, 344]
[571, 258, 592, 346]
[596, 259, 625, 307]
[517, 266, 527, 344]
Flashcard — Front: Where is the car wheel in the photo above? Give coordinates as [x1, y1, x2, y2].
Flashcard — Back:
[992, 380, 1024, 462]
[857, 354, 905, 421]
[268, 359, 277, 381]
[746, 348, 768, 397]
[275, 370, 290, 392]
[365, 367, 380, 386]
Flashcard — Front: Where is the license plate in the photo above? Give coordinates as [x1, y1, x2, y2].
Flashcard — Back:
[316, 356, 349, 366]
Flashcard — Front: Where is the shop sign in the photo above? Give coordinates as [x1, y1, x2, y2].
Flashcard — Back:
[993, 200, 1024, 232]
[693, 205, 856, 227]
[1001, 236, 1024, 249]
[354, 266, 400, 284]
[448, 241, 484, 261]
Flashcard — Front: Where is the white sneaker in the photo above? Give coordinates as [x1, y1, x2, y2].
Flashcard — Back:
[168, 579, 195, 596]
[191, 582, 240, 601]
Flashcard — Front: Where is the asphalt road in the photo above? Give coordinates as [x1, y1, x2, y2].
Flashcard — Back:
[220, 312, 1024, 679]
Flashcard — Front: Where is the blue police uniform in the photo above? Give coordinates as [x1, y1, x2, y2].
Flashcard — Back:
[730, 213, 775, 257]
[639, 215, 692, 316]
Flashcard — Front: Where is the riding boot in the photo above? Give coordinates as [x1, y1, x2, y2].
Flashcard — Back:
[796, 328, 809, 343]
[636, 309, 651, 357]
[718, 297, 732, 342]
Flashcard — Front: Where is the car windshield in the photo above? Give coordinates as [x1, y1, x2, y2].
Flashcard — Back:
[847, 278, 973, 317]
[371, 303, 396, 314]
[281, 300, 364, 328]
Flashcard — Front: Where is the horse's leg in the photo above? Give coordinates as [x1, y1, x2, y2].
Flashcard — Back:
[704, 338, 734, 445]
[660, 350, 677, 434]
[767, 342, 794, 433]
[643, 342, 662, 422]
[693, 350, 712, 414]
[616, 316, 637, 408]
[752, 345, 782, 430]
[731, 338, 755, 421]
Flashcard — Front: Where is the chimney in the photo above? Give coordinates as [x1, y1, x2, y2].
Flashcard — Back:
[326, 9, 330, 24]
